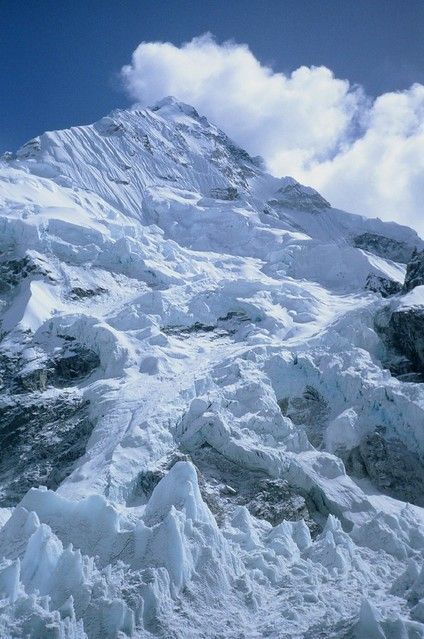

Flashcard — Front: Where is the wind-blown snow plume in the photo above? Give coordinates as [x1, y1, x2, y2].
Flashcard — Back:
[121, 33, 424, 233]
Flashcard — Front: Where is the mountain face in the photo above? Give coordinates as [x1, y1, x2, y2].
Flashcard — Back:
[1, 97, 424, 638]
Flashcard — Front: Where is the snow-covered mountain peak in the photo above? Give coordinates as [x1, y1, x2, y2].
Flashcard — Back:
[1, 99, 424, 637]
[151, 94, 204, 119]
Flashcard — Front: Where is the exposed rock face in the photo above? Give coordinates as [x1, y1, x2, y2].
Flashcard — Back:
[52, 347, 100, 384]
[0, 255, 51, 294]
[403, 249, 424, 292]
[1, 344, 99, 393]
[278, 386, 330, 447]
[243, 478, 314, 528]
[0, 394, 92, 505]
[374, 302, 424, 378]
[189, 445, 320, 534]
[387, 307, 424, 372]
[162, 310, 251, 341]
[17, 367, 48, 392]
[268, 177, 330, 212]
[0, 339, 99, 505]
[365, 273, 402, 297]
[132, 445, 320, 535]
[69, 286, 107, 299]
[353, 232, 415, 263]
[209, 186, 238, 200]
[345, 430, 424, 507]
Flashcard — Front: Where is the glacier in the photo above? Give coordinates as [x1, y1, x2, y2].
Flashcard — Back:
[0, 96, 424, 637]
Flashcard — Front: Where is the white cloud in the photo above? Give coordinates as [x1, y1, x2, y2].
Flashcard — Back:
[121, 34, 424, 235]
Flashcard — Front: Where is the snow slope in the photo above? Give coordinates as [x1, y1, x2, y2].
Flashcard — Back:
[1, 97, 424, 637]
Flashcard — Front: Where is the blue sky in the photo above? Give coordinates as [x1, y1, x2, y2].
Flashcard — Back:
[1, 0, 423, 151]
[1, 1, 424, 231]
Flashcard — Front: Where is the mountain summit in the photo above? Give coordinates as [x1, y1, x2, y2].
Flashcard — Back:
[1, 100, 424, 638]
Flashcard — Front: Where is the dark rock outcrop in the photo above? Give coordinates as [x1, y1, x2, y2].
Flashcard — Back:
[375, 303, 424, 378]
[403, 249, 424, 292]
[0, 255, 50, 294]
[210, 186, 238, 200]
[345, 430, 424, 506]
[353, 232, 415, 263]
[268, 179, 330, 213]
[17, 367, 48, 392]
[52, 347, 100, 384]
[70, 286, 107, 299]
[244, 477, 310, 526]
[278, 385, 330, 447]
[365, 274, 402, 297]
[134, 448, 317, 531]
[1, 343, 100, 395]
[0, 336, 99, 506]
[0, 394, 93, 506]
[387, 307, 424, 372]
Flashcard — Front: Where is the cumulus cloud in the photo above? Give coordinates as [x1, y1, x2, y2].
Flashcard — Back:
[304, 85, 424, 231]
[121, 34, 424, 234]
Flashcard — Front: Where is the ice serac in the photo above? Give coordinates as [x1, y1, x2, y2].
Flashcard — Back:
[1, 97, 424, 637]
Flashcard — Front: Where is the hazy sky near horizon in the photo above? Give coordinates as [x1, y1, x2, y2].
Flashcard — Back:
[1, 0, 424, 231]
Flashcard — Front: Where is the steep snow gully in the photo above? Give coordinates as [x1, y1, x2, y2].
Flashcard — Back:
[1, 97, 424, 637]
